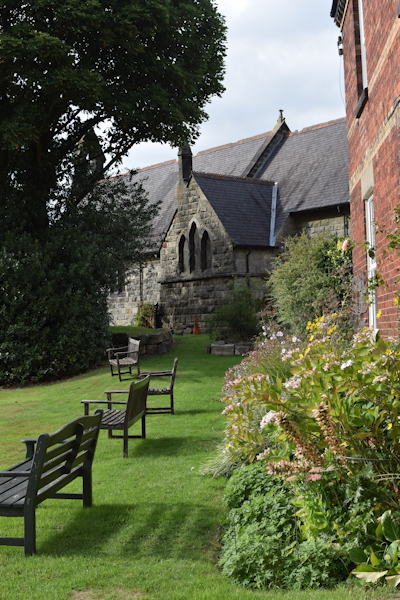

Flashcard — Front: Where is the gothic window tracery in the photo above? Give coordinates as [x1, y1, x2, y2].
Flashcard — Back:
[178, 234, 187, 273]
[189, 222, 197, 273]
[201, 230, 211, 271]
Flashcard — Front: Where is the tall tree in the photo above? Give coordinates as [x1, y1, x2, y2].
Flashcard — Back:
[0, 0, 226, 384]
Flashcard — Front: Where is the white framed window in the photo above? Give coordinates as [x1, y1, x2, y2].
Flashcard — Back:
[357, 0, 368, 89]
[365, 195, 377, 329]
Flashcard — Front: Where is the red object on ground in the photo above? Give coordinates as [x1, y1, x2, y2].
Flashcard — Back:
[193, 317, 200, 334]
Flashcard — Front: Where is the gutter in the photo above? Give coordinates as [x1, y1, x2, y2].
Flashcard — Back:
[269, 182, 278, 247]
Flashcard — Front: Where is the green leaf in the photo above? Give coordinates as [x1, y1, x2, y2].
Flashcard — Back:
[386, 541, 399, 565]
[382, 511, 400, 542]
[376, 520, 384, 540]
[352, 563, 377, 572]
[348, 548, 368, 564]
[369, 549, 381, 567]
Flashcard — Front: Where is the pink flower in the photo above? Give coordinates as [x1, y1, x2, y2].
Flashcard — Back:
[342, 239, 349, 252]
[305, 473, 322, 482]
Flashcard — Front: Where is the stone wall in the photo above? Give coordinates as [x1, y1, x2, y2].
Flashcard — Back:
[108, 257, 161, 326]
[276, 208, 351, 244]
[158, 177, 272, 333]
[159, 274, 266, 334]
[108, 178, 352, 332]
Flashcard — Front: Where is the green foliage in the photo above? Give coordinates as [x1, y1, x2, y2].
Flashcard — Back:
[219, 463, 349, 590]
[201, 323, 302, 476]
[207, 281, 261, 342]
[135, 303, 156, 328]
[0, 176, 158, 385]
[216, 315, 400, 589]
[0, 0, 226, 232]
[221, 315, 400, 481]
[268, 234, 353, 335]
[0, 0, 226, 383]
[350, 510, 400, 588]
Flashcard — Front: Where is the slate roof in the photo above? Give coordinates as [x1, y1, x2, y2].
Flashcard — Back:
[194, 173, 274, 247]
[258, 119, 349, 233]
[194, 132, 270, 177]
[120, 117, 349, 252]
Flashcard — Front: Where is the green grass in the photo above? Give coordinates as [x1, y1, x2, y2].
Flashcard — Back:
[110, 326, 164, 335]
[0, 335, 397, 600]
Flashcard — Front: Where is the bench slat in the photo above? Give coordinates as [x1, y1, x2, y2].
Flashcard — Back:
[101, 409, 125, 428]
[0, 478, 29, 508]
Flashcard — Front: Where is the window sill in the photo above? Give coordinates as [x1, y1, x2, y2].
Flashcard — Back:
[355, 87, 368, 119]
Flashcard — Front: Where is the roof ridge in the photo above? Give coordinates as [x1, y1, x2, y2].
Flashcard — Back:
[137, 158, 177, 173]
[194, 131, 271, 157]
[289, 117, 346, 136]
[194, 171, 275, 185]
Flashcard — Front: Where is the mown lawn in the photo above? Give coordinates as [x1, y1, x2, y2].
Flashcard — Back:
[0, 335, 397, 600]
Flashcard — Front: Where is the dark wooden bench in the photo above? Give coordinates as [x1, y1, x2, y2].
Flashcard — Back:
[107, 337, 141, 381]
[0, 411, 103, 556]
[142, 357, 178, 415]
[82, 375, 150, 458]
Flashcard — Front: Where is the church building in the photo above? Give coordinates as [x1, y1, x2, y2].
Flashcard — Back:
[109, 113, 350, 333]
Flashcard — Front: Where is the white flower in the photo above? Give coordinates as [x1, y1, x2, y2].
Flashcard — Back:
[340, 359, 353, 370]
[260, 411, 278, 428]
[276, 331, 284, 337]
[283, 376, 302, 389]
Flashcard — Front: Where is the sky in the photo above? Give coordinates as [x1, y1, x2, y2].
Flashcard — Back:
[121, 0, 345, 171]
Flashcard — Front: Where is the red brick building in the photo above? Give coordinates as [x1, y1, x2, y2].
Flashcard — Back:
[331, 0, 399, 334]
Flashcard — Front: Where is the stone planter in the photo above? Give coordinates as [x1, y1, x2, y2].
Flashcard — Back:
[206, 341, 253, 356]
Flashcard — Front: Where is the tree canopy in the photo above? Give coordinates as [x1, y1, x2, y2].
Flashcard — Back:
[0, 0, 226, 235]
[0, 0, 226, 384]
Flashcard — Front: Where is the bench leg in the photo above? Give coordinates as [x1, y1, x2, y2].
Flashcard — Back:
[24, 508, 36, 556]
[141, 415, 146, 439]
[123, 429, 128, 458]
[82, 467, 93, 507]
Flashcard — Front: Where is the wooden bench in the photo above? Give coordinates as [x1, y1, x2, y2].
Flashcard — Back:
[0, 411, 103, 556]
[142, 357, 178, 415]
[82, 375, 150, 458]
[107, 337, 141, 381]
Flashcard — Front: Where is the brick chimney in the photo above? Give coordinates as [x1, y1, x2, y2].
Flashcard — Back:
[178, 145, 192, 183]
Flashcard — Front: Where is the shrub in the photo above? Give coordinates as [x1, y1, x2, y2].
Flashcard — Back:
[219, 463, 350, 589]
[268, 233, 353, 335]
[0, 174, 158, 385]
[135, 303, 155, 328]
[216, 314, 400, 589]
[207, 280, 261, 343]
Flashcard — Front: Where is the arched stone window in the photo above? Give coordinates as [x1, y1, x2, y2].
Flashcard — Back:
[201, 230, 212, 271]
[189, 222, 197, 273]
[178, 234, 187, 273]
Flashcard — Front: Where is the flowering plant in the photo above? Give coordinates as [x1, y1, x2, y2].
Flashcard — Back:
[221, 314, 400, 484]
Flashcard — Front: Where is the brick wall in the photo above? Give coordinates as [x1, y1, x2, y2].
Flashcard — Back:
[339, 0, 400, 336]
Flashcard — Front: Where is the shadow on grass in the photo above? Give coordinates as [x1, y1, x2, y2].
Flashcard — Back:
[37, 501, 222, 560]
[174, 408, 213, 416]
[128, 436, 215, 458]
[127, 437, 188, 458]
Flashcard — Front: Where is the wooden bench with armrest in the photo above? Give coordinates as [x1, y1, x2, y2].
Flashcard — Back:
[141, 357, 178, 415]
[107, 337, 141, 381]
[81, 375, 150, 458]
[0, 411, 103, 556]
